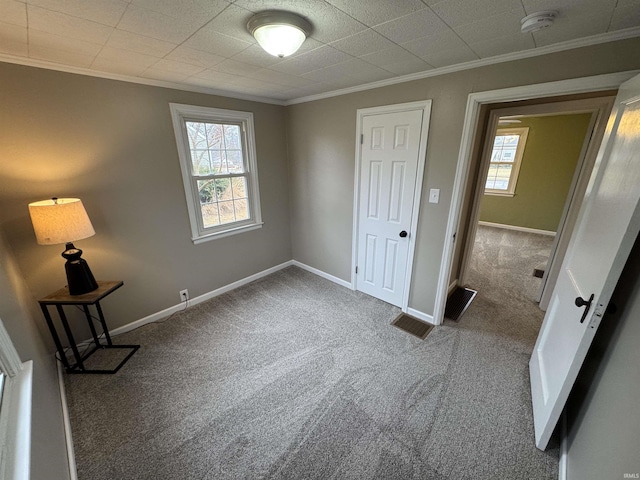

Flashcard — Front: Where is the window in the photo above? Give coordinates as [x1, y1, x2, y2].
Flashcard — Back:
[485, 127, 529, 196]
[170, 104, 262, 243]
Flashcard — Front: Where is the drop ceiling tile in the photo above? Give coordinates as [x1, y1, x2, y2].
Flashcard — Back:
[165, 46, 226, 68]
[235, 0, 367, 43]
[383, 57, 434, 75]
[211, 58, 261, 75]
[141, 68, 192, 83]
[106, 30, 176, 57]
[26, 0, 128, 27]
[0, 0, 27, 27]
[253, 68, 313, 87]
[468, 32, 535, 58]
[616, 0, 640, 7]
[304, 57, 391, 81]
[270, 45, 353, 75]
[29, 30, 103, 57]
[324, 0, 427, 27]
[360, 45, 421, 67]
[419, 44, 478, 67]
[230, 44, 283, 67]
[533, 11, 611, 46]
[609, 2, 640, 30]
[130, 0, 229, 19]
[330, 29, 396, 57]
[191, 68, 241, 83]
[373, 8, 451, 44]
[401, 29, 468, 58]
[198, 3, 255, 43]
[147, 58, 205, 76]
[30, 44, 96, 67]
[91, 57, 148, 76]
[345, 68, 395, 84]
[28, 5, 114, 44]
[521, 0, 616, 17]
[0, 22, 27, 55]
[430, 0, 523, 27]
[93, 46, 160, 69]
[182, 25, 253, 57]
[117, 4, 205, 43]
[453, 6, 527, 44]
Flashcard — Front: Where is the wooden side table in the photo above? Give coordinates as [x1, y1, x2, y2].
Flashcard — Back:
[39, 281, 139, 374]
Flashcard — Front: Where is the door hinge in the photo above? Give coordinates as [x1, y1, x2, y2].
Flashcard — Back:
[355, 266, 358, 274]
[360, 134, 364, 145]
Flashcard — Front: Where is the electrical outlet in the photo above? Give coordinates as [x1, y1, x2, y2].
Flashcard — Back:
[179, 289, 189, 302]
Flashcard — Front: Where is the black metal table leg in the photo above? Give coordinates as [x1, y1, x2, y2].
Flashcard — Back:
[82, 304, 101, 345]
[95, 301, 113, 345]
[41, 304, 70, 370]
[55, 304, 85, 371]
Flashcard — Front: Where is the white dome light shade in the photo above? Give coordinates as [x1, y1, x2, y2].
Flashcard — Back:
[248, 11, 312, 58]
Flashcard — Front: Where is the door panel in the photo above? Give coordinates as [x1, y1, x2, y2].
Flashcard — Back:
[357, 110, 423, 306]
[530, 74, 640, 449]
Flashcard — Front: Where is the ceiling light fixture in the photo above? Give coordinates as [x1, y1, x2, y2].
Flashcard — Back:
[520, 11, 557, 33]
[247, 11, 312, 58]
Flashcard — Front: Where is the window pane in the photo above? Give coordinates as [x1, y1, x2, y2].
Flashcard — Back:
[493, 164, 512, 190]
[214, 178, 230, 201]
[226, 150, 245, 173]
[231, 177, 247, 199]
[186, 122, 207, 150]
[191, 150, 212, 174]
[234, 199, 249, 221]
[499, 147, 517, 162]
[494, 135, 505, 147]
[201, 202, 220, 228]
[218, 201, 235, 224]
[223, 124, 242, 149]
[206, 123, 223, 149]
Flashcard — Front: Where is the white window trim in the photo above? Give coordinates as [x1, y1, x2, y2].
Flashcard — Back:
[169, 103, 263, 244]
[484, 126, 529, 197]
[0, 319, 32, 480]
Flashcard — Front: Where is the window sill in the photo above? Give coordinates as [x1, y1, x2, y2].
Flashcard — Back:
[192, 222, 263, 244]
[484, 191, 515, 197]
[0, 360, 32, 480]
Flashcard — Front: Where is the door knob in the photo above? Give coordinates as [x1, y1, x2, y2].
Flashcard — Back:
[399, 230, 408, 238]
[575, 293, 594, 323]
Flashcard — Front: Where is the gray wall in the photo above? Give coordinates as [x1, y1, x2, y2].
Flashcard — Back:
[0, 62, 292, 339]
[286, 37, 640, 317]
[0, 233, 70, 480]
[566, 235, 640, 479]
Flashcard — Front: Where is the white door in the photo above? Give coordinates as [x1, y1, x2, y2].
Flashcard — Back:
[530, 73, 640, 449]
[356, 109, 424, 306]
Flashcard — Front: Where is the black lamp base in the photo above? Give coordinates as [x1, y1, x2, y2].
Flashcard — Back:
[62, 242, 98, 295]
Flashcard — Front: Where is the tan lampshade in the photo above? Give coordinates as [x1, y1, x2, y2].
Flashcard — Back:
[28, 198, 95, 245]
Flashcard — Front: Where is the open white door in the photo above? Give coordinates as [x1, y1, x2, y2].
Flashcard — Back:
[530, 73, 640, 449]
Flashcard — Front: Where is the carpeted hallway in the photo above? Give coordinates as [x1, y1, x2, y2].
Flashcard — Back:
[64, 241, 559, 479]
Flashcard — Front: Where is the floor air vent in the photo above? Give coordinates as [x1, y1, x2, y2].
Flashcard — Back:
[391, 313, 434, 340]
[445, 286, 477, 321]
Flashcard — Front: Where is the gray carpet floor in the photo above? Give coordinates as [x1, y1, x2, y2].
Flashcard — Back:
[64, 231, 559, 479]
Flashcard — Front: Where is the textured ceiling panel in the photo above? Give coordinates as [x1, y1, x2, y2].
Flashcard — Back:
[0, 0, 637, 102]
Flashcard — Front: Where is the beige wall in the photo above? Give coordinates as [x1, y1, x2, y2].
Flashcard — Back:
[287, 38, 640, 317]
[0, 233, 70, 480]
[566, 236, 640, 479]
[0, 62, 292, 340]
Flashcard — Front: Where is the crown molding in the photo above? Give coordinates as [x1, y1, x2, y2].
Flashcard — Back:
[285, 26, 640, 106]
[0, 54, 286, 106]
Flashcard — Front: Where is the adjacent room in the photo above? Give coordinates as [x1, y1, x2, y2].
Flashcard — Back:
[1, 2, 639, 479]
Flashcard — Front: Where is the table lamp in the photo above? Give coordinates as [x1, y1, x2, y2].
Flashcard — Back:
[28, 197, 99, 295]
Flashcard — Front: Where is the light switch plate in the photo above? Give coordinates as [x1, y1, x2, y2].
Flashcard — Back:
[429, 188, 440, 204]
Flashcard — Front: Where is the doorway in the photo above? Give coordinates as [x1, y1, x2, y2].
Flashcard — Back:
[352, 101, 431, 310]
[462, 109, 605, 308]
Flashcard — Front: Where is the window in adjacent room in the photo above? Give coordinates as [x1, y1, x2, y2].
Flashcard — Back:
[170, 104, 262, 243]
[485, 127, 529, 196]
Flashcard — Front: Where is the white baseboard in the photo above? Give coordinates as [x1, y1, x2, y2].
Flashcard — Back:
[448, 279, 458, 295]
[56, 361, 78, 480]
[478, 221, 556, 237]
[291, 260, 353, 289]
[108, 260, 294, 338]
[406, 308, 436, 325]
